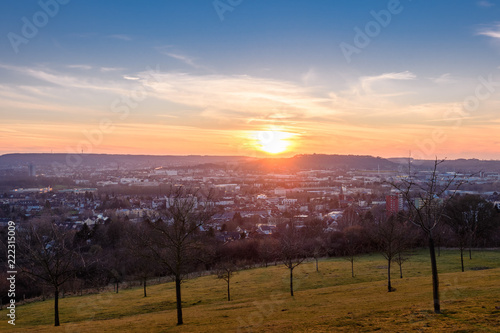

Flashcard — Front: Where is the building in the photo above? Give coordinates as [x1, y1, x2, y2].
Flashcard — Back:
[28, 163, 36, 177]
[386, 194, 403, 215]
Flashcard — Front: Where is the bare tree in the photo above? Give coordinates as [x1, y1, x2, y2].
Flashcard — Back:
[125, 221, 160, 298]
[392, 223, 417, 280]
[139, 186, 215, 326]
[390, 158, 466, 313]
[278, 222, 306, 297]
[106, 252, 128, 294]
[342, 225, 365, 278]
[311, 236, 327, 272]
[216, 262, 237, 301]
[393, 250, 411, 279]
[18, 221, 81, 326]
[258, 237, 279, 268]
[371, 214, 412, 292]
[303, 218, 327, 272]
[444, 194, 498, 271]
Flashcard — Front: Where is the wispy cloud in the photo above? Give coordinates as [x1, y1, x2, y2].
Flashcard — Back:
[358, 71, 416, 94]
[431, 73, 457, 84]
[301, 68, 318, 85]
[66, 64, 92, 70]
[123, 75, 140, 80]
[0, 63, 134, 95]
[156, 46, 210, 71]
[477, 24, 500, 38]
[478, 1, 494, 8]
[136, 71, 336, 124]
[107, 34, 132, 41]
[68, 32, 98, 39]
[165, 53, 199, 68]
[100, 67, 126, 72]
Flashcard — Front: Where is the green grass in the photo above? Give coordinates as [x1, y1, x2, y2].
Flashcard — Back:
[3, 249, 500, 332]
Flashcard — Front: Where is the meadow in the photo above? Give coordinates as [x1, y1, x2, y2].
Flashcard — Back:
[5, 249, 500, 332]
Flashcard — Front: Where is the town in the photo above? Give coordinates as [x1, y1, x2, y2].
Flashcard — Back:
[2, 154, 500, 236]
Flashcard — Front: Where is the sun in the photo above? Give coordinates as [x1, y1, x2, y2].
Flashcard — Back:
[254, 130, 294, 154]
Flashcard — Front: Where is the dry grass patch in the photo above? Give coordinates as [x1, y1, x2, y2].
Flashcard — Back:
[5, 250, 500, 332]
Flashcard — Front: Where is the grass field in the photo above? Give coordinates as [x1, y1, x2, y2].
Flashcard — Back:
[4, 249, 500, 332]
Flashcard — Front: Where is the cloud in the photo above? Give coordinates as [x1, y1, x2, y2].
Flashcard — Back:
[156, 46, 211, 71]
[69, 33, 98, 39]
[477, 24, 500, 38]
[136, 71, 336, 124]
[431, 73, 457, 84]
[165, 53, 199, 68]
[123, 75, 140, 80]
[0, 63, 134, 95]
[107, 34, 132, 41]
[478, 1, 494, 7]
[100, 67, 126, 72]
[301, 68, 318, 85]
[358, 71, 416, 94]
[66, 64, 93, 70]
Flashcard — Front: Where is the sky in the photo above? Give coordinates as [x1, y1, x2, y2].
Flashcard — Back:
[2, 0, 500, 159]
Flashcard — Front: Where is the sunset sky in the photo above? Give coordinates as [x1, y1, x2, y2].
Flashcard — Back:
[2, 0, 500, 159]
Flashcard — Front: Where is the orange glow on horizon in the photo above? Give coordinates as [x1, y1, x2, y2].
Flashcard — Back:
[2, 122, 500, 160]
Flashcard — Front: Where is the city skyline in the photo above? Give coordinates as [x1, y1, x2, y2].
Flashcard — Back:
[2, 1, 500, 159]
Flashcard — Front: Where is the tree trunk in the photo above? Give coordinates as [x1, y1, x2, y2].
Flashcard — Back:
[116, 282, 119, 294]
[175, 276, 183, 325]
[143, 278, 147, 297]
[460, 247, 464, 272]
[469, 247, 472, 260]
[290, 267, 294, 297]
[429, 235, 441, 314]
[351, 258, 354, 278]
[387, 259, 392, 292]
[398, 253, 403, 278]
[227, 276, 231, 301]
[315, 257, 319, 272]
[54, 287, 60, 326]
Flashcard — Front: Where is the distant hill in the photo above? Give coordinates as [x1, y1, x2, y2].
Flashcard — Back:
[412, 158, 500, 173]
[241, 154, 399, 172]
[0, 153, 251, 169]
[2, 153, 499, 173]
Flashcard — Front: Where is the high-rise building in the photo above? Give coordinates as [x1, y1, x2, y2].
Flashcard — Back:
[28, 163, 36, 177]
[386, 194, 403, 215]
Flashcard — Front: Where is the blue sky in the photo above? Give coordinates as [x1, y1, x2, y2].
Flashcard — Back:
[2, 0, 500, 158]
